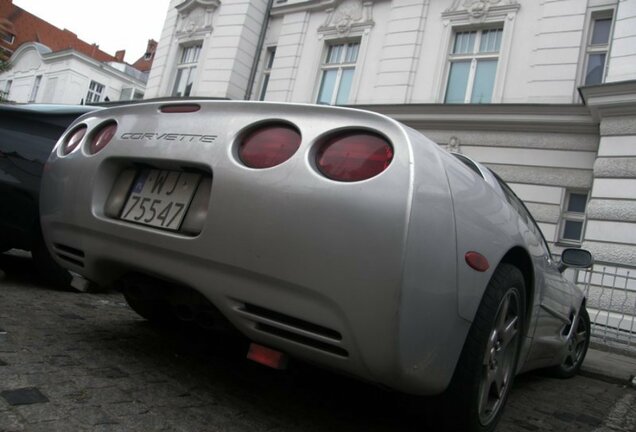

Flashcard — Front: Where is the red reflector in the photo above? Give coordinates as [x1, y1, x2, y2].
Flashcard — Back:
[247, 343, 288, 370]
[316, 132, 393, 182]
[160, 104, 201, 113]
[89, 122, 117, 154]
[465, 251, 490, 272]
[63, 126, 87, 155]
[239, 124, 301, 169]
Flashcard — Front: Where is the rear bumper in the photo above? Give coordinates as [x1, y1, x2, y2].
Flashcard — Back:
[40, 101, 468, 395]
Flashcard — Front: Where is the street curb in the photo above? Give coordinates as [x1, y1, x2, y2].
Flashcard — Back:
[581, 347, 636, 387]
[579, 367, 634, 386]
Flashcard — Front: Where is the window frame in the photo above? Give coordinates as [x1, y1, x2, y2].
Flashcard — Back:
[581, 9, 615, 87]
[315, 40, 361, 106]
[558, 190, 589, 246]
[29, 75, 42, 103]
[258, 46, 276, 101]
[85, 80, 105, 104]
[171, 43, 202, 98]
[443, 27, 503, 104]
[1, 33, 14, 45]
[1, 79, 12, 100]
[435, 3, 519, 104]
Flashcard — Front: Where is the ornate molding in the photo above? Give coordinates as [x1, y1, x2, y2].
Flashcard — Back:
[175, 0, 220, 38]
[580, 80, 636, 121]
[443, 0, 519, 23]
[351, 103, 597, 134]
[318, 0, 374, 36]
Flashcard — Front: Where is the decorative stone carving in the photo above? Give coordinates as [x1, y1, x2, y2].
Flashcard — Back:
[319, 0, 374, 35]
[443, 0, 519, 22]
[175, 0, 220, 37]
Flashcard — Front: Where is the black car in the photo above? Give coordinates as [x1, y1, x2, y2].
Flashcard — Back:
[0, 103, 99, 286]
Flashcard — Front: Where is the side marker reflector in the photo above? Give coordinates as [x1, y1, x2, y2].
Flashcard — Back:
[247, 343, 289, 370]
[465, 251, 490, 272]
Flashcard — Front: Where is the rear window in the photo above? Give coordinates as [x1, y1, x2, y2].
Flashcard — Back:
[451, 153, 484, 179]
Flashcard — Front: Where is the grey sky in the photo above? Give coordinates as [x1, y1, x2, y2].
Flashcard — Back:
[12, 0, 171, 63]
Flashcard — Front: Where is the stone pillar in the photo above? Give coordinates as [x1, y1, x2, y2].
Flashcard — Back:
[265, 11, 310, 102]
[145, 0, 269, 100]
[605, 0, 636, 83]
[581, 81, 636, 266]
[373, 0, 430, 103]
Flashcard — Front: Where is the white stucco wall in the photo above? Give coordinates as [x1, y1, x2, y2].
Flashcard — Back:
[145, 0, 269, 100]
[0, 44, 146, 104]
[146, 0, 635, 104]
[606, 0, 636, 82]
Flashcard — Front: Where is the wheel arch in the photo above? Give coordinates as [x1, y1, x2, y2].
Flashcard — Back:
[499, 246, 534, 337]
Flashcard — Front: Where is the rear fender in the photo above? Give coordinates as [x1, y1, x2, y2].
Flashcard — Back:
[443, 152, 521, 322]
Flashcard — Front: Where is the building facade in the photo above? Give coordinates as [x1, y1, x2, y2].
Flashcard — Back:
[0, 0, 149, 103]
[147, 0, 636, 267]
[0, 42, 147, 104]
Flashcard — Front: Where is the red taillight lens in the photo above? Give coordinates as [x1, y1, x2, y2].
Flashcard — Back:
[239, 124, 301, 168]
[89, 122, 117, 154]
[62, 126, 87, 155]
[316, 132, 393, 182]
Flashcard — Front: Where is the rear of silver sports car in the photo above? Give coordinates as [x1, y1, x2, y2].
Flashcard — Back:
[40, 101, 468, 395]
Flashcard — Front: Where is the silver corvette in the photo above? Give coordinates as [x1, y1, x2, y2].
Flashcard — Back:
[40, 101, 593, 431]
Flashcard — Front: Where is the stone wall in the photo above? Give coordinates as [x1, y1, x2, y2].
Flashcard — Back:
[581, 81, 636, 266]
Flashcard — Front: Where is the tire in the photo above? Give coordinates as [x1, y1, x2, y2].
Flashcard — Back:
[438, 264, 526, 432]
[547, 305, 590, 379]
[32, 234, 72, 288]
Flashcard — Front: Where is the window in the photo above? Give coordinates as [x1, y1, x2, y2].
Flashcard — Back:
[144, 52, 153, 61]
[120, 88, 144, 100]
[172, 44, 202, 97]
[445, 27, 502, 103]
[29, 75, 42, 102]
[1, 79, 11, 100]
[259, 47, 276, 101]
[86, 80, 105, 103]
[559, 191, 588, 244]
[1, 33, 14, 45]
[316, 41, 360, 105]
[583, 12, 613, 86]
[120, 88, 133, 100]
[452, 153, 484, 179]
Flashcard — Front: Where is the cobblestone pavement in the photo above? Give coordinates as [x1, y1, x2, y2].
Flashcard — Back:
[1, 252, 635, 432]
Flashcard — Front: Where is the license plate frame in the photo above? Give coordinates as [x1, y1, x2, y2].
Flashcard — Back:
[120, 169, 202, 231]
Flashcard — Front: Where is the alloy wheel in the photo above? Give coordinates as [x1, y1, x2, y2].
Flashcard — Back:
[478, 288, 521, 426]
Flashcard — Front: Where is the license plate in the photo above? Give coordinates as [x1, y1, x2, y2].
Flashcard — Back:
[120, 169, 201, 231]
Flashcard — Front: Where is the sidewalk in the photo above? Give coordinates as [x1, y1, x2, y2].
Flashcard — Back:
[582, 346, 636, 386]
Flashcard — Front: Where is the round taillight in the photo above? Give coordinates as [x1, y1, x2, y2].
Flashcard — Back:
[90, 122, 117, 154]
[316, 132, 393, 182]
[239, 124, 301, 169]
[62, 126, 87, 155]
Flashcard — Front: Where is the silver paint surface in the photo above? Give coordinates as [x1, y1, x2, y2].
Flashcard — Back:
[40, 101, 586, 395]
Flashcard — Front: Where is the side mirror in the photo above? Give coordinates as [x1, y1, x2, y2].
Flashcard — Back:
[558, 248, 594, 273]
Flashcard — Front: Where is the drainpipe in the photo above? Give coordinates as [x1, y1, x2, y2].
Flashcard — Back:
[244, 0, 274, 100]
